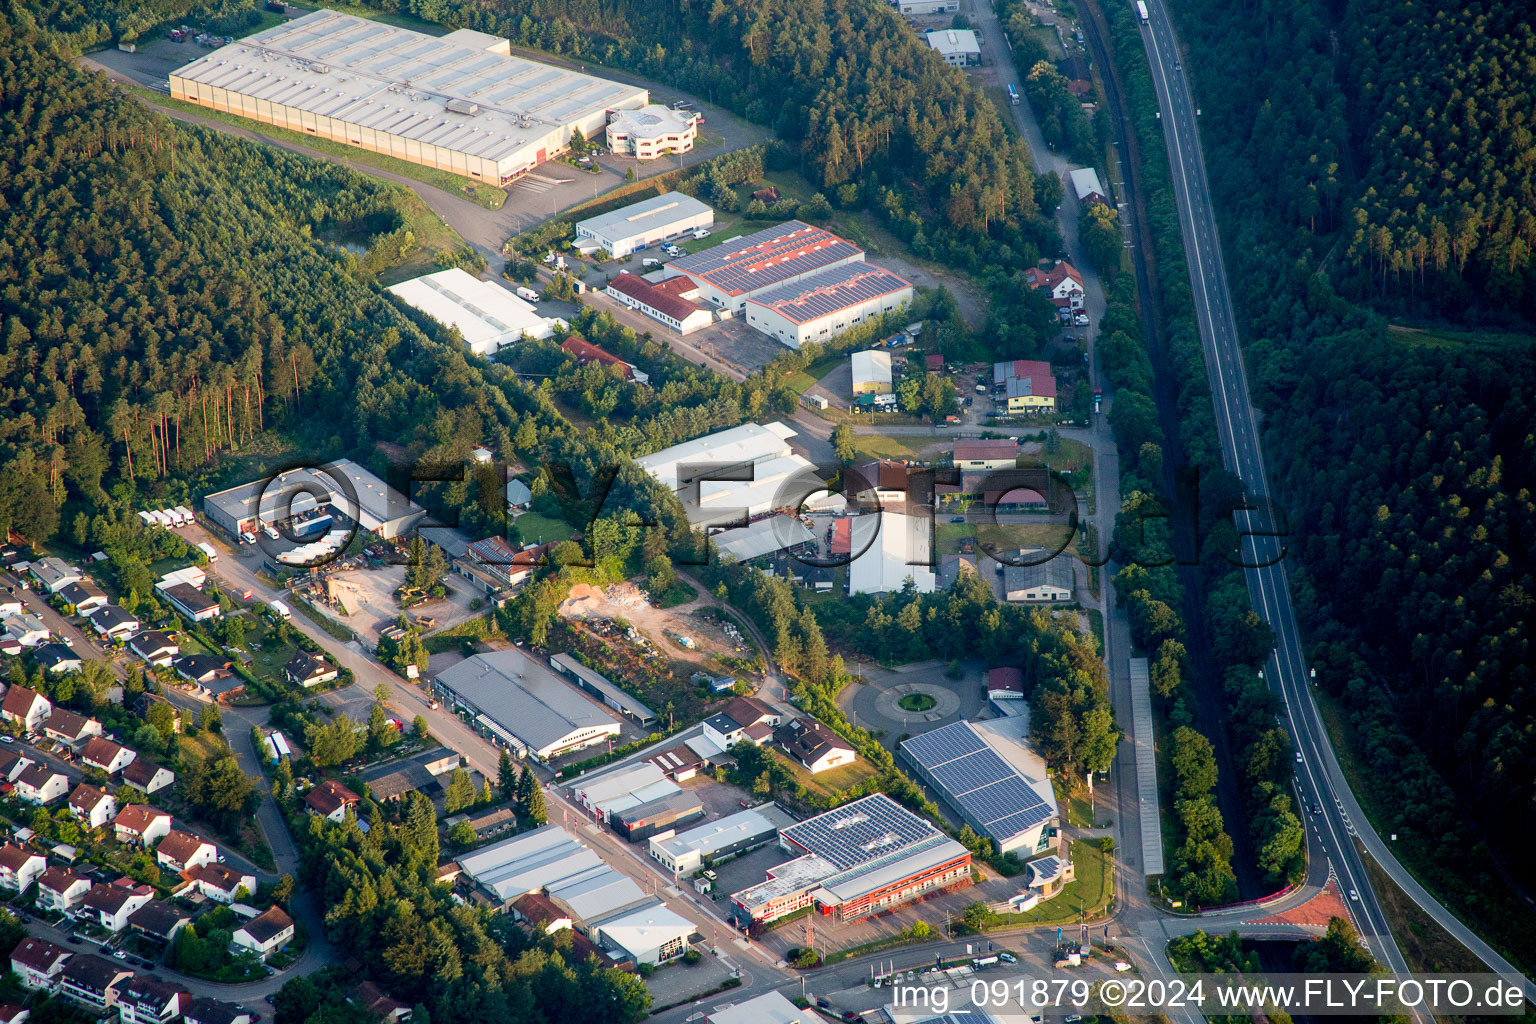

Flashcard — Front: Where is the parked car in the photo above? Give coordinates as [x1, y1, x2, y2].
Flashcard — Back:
[693, 229, 711, 239]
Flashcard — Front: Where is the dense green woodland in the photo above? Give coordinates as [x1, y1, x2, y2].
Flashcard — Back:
[1172, 0, 1536, 965]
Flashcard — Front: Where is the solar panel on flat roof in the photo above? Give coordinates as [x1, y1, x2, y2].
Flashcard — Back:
[928, 751, 1013, 796]
[900, 723, 988, 767]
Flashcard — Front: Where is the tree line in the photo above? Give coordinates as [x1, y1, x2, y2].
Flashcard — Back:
[1167, 0, 1536, 971]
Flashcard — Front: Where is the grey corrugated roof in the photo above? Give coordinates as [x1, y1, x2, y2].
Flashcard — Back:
[435, 650, 619, 753]
[746, 264, 912, 325]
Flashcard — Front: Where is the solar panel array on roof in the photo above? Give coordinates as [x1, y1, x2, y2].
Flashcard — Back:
[746, 265, 913, 325]
[670, 221, 863, 297]
[899, 721, 1054, 843]
[779, 793, 937, 870]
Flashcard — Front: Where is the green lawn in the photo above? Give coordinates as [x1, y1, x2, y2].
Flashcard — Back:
[988, 841, 1113, 926]
[514, 512, 574, 546]
[1387, 323, 1536, 351]
[242, 617, 304, 690]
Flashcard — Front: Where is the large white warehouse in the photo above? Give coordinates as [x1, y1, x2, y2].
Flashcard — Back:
[634, 422, 827, 526]
[744, 264, 913, 350]
[168, 10, 649, 184]
[388, 269, 565, 355]
[574, 192, 713, 259]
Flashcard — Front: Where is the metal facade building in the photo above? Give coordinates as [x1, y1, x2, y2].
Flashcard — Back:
[168, 10, 648, 184]
[663, 222, 865, 311]
[202, 459, 425, 540]
[744, 264, 913, 349]
[898, 720, 1057, 855]
[574, 192, 713, 258]
[433, 650, 621, 761]
[388, 269, 564, 354]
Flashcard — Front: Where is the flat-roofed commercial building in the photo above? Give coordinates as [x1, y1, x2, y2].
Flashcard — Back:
[663, 222, 865, 312]
[925, 28, 981, 65]
[851, 350, 893, 396]
[729, 794, 969, 925]
[648, 804, 797, 874]
[388, 269, 565, 355]
[605, 106, 698, 160]
[202, 459, 425, 540]
[894, 0, 959, 12]
[549, 654, 657, 726]
[952, 439, 1019, 471]
[575, 192, 713, 258]
[433, 650, 620, 761]
[168, 10, 648, 184]
[744, 264, 913, 350]
[847, 511, 936, 596]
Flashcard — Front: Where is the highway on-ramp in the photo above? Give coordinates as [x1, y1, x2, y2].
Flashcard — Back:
[1133, 0, 1533, 1001]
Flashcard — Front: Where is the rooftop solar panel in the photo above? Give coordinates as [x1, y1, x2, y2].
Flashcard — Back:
[900, 721, 988, 768]
[670, 221, 865, 297]
[927, 751, 1013, 796]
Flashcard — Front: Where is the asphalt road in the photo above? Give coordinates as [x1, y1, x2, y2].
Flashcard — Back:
[1133, 0, 1533, 1001]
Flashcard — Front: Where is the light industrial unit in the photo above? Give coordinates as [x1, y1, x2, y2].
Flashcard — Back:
[168, 10, 648, 184]
[663, 221, 865, 311]
[388, 269, 565, 355]
[201, 459, 425, 540]
[744, 264, 913, 350]
[574, 192, 713, 258]
[898, 719, 1058, 855]
[634, 422, 826, 526]
[433, 650, 621, 761]
[729, 794, 970, 924]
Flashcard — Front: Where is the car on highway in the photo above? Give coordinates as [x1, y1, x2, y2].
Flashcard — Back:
[1349, 889, 1359, 901]
[1295, 752, 1304, 763]
[1313, 804, 1323, 815]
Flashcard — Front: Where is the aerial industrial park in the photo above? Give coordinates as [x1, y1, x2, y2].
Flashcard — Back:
[0, 2, 1531, 1024]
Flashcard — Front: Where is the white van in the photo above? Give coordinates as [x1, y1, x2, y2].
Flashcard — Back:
[516, 286, 540, 302]
[642, 258, 660, 268]
[269, 600, 292, 621]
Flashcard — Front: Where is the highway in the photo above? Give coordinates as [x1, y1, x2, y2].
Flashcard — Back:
[1132, 0, 1534, 1000]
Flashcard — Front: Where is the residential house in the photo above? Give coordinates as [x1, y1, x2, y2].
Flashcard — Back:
[0, 843, 46, 892]
[36, 865, 91, 913]
[117, 976, 189, 1024]
[32, 643, 82, 676]
[68, 783, 119, 829]
[127, 631, 179, 668]
[87, 605, 140, 642]
[0, 598, 21, 618]
[993, 359, 1058, 414]
[122, 759, 176, 797]
[773, 718, 857, 774]
[231, 906, 295, 961]
[0, 750, 30, 782]
[14, 764, 70, 805]
[81, 736, 136, 776]
[1023, 261, 1085, 310]
[9, 937, 70, 990]
[505, 478, 532, 511]
[82, 881, 153, 932]
[1, 614, 50, 648]
[283, 652, 339, 689]
[113, 806, 172, 847]
[700, 696, 782, 750]
[347, 982, 412, 1024]
[27, 557, 81, 594]
[847, 459, 913, 508]
[304, 781, 360, 822]
[181, 863, 254, 904]
[57, 953, 134, 1012]
[127, 901, 193, 945]
[173, 654, 234, 688]
[183, 999, 251, 1024]
[43, 707, 102, 751]
[155, 831, 217, 873]
[56, 580, 109, 615]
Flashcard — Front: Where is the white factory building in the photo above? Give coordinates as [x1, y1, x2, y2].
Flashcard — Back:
[663, 221, 865, 312]
[388, 269, 565, 355]
[926, 29, 982, 66]
[851, 350, 894, 396]
[633, 422, 828, 527]
[847, 511, 937, 595]
[574, 192, 713, 259]
[744, 264, 913, 350]
[605, 105, 698, 160]
[892, 0, 959, 12]
[169, 10, 648, 184]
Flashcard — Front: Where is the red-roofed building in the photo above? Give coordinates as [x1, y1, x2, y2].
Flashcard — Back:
[1023, 261, 1084, 309]
[987, 666, 1026, 702]
[604, 273, 713, 335]
[560, 336, 648, 382]
[304, 781, 359, 822]
[665, 221, 865, 311]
